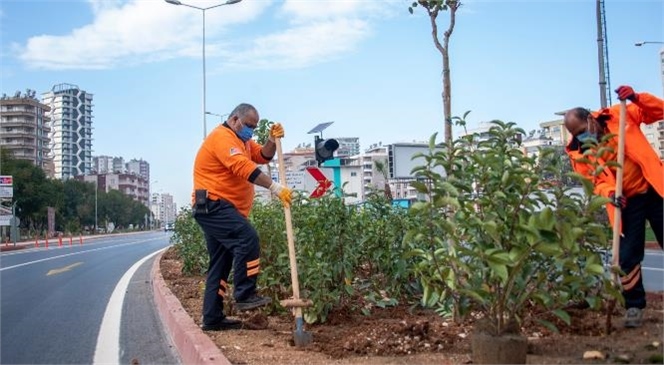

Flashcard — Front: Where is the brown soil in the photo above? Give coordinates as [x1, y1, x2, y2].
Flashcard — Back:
[160, 248, 664, 364]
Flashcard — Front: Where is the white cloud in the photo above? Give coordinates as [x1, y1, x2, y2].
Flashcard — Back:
[224, 18, 371, 70]
[16, 0, 397, 71]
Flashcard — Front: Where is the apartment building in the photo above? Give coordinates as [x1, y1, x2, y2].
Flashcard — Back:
[0, 90, 53, 175]
[42, 83, 93, 180]
[151, 193, 176, 225]
[126, 158, 150, 181]
[78, 173, 149, 206]
[333, 137, 360, 158]
[355, 143, 388, 196]
[540, 119, 571, 146]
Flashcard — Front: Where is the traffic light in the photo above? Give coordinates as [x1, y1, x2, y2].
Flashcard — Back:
[314, 136, 339, 166]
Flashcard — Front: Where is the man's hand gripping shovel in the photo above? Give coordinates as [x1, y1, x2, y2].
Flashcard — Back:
[274, 135, 313, 347]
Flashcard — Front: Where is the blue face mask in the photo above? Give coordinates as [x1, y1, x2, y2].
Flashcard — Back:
[237, 125, 254, 142]
[576, 131, 597, 143]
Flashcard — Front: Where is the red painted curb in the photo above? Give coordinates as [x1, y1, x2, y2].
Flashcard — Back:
[646, 241, 660, 250]
[151, 251, 231, 365]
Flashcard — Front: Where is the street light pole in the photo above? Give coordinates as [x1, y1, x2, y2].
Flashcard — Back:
[205, 111, 230, 124]
[164, 0, 243, 140]
[11, 199, 18, 247]
[202, 9, 207, 140]
[95, 177, 98, 234]
[635, 41, 664, 46]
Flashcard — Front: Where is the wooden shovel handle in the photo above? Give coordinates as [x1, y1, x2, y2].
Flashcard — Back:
[611, 100, 627, 275]
[274, 137, 305, 318]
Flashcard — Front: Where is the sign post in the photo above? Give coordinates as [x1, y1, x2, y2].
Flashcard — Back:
[0, 175, 14, 245]
[306, 167, 332, 198]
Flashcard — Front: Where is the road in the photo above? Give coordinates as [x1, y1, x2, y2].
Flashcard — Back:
[643, 250, 664, 292]
[0, 231, 179, 364]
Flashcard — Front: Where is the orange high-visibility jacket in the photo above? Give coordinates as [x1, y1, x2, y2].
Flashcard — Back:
[565, 92, 664, 227]
[192, 124, 270, 217]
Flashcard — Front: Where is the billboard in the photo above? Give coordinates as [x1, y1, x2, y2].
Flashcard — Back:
[387, 143, 446, 179]
[0, 175, 13, 198]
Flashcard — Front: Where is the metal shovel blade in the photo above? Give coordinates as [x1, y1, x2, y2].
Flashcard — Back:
[293, 329, 313, 347]
[293, 317, 312, 347]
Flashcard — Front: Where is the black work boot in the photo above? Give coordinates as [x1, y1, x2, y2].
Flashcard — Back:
[201, 317, 243, 331]
[236, 295, 272, 311]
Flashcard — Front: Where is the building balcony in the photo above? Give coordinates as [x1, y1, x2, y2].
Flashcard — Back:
[1, 130, 36, 138]
[1, 119, 37, 127]
[0, 110, 37, 117]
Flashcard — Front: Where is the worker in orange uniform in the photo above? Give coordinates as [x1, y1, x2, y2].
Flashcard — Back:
[563, 85, 663, 328]
[192, 103, 292, 331]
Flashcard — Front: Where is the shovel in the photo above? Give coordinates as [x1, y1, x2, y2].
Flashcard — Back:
[606, 100, 626, 334]
[611, 100, 627, 284]
[274, 135, 313, 347]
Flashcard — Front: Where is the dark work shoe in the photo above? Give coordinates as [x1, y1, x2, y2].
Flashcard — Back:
[624, 307, 643, 328]
[236, 295, 272, 311]
[201, 317, 243, 331]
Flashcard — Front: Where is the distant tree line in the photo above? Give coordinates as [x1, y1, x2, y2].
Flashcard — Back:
[1, 149, 151, 237]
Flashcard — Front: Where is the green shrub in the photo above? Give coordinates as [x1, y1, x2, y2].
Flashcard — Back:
[405, 120, 619, 334]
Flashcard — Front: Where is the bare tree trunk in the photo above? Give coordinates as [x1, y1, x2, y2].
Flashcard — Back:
[442, 49, 452, 145]
[426, 1, 459, 145]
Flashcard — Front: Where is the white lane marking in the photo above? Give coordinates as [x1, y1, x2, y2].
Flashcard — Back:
[0, 233, 166, 257]
[93, 247, 168, 365]
[643, 267, 664, 272]
[645, 251, 663, 257]
[0, 238, 163, 272]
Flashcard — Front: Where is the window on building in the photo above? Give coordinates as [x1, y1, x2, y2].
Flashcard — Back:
[350, 172, 357, 177]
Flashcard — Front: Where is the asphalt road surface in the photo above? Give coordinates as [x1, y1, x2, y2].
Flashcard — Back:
[0, 231, 179, 364]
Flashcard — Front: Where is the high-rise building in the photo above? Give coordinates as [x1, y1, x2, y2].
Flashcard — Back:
[42, 83, 93, 180]
[151, 193, 176, 225]
[333, 137, 360, 157]
[0, 90, 53, 175]
[126, 158, 150, 181]
[93, 155, 114, 174]
[113, 157, 125, 173]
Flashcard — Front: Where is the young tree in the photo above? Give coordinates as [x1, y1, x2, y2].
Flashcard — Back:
[409, 0, 461, 144]
[255, 118, 275, 199]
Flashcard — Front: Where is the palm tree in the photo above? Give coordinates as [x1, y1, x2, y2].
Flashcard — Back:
[373, 159, 393, 201]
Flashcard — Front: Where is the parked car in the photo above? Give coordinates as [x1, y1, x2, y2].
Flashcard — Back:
[164, 223, 175, 232]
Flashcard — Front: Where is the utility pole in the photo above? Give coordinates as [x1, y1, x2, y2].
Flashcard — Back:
[596, 0, 612, 108]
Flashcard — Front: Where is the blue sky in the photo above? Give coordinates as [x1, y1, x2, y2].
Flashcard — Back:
[1, 0, 662, 209]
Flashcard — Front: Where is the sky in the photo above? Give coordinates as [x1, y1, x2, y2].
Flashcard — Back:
[1, 0, 662, 209]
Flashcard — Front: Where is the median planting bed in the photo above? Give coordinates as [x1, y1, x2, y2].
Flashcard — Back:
[161, 249, 663, 364]
[164, 123, 663, 364]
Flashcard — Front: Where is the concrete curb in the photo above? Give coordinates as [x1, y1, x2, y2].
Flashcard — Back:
[151, 250, 231, 365]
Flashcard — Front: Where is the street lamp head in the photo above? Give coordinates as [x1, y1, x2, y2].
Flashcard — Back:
[225, 0, 242, 4]
[165, 0, 182, 5]
[635, 42, 645, 47]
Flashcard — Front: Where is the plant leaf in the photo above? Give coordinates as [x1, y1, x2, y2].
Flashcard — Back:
[552, 309, 571, 326]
